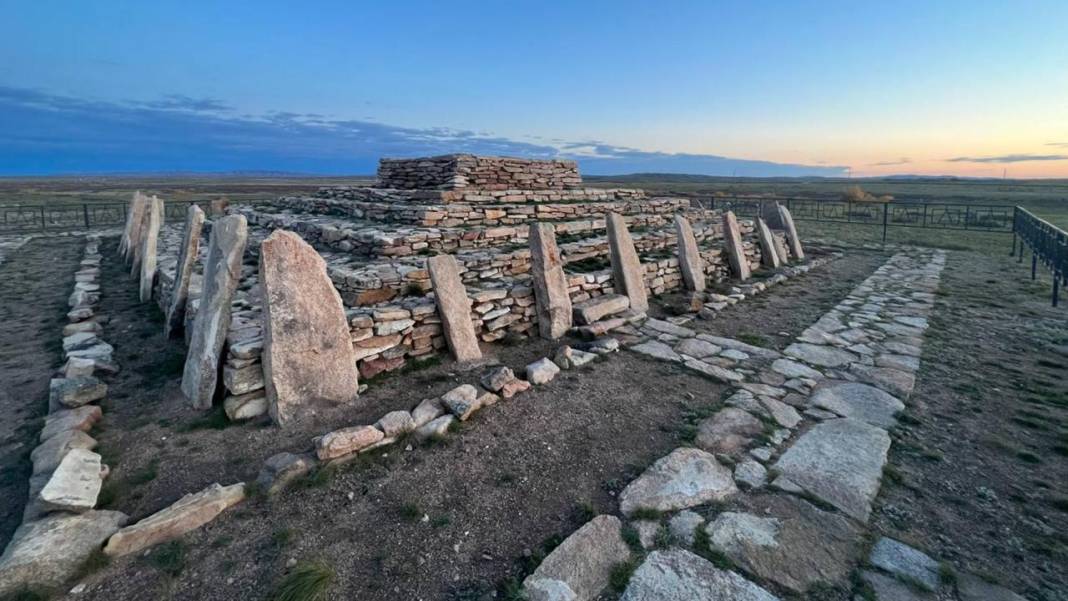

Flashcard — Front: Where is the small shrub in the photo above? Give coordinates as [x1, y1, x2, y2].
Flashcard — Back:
[628, 508, 663, 521]
[609, 559, 639, 592]
[573, 501, 595, 523]
[400, 502, 423, 522]
[148, 541, 187, 576]
[269, 560, 335, 601]
[692, 528, 732, 570]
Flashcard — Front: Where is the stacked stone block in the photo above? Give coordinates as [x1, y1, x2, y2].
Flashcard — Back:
[377, 154, 580, 190]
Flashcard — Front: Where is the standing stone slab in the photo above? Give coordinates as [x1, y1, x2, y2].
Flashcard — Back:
[124, 193, 149, 266]
[427, 254, 481, 362]
[606, 212, 649, 312]
[721, 211, 751, 281]
[778, 204, 805, 260]
[260, 230, 360, 426]
[675, 214, 705, 292]
[529, 222, 572, 339]
[118, 191, 145, 257]
[138, 195, 163, 301]
[164, 203, 205, 337]
[755, 217, 782, 269]
[181, 214, 248, 410]
[773, 418, 890, 522]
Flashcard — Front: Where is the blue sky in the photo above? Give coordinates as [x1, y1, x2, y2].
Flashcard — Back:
[2, 1, 1067, 177]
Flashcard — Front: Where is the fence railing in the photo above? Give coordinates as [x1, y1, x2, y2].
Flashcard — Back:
[694, 196, 1016, 241]
[1011, 207, 1067, 307]
[0, 200, 205, 233]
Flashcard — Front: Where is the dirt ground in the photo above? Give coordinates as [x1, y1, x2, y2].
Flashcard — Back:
[0, 236, 84, 548]
[653, 248, 890, 350]
[871, 251, 1068, 601]
[58, 244, 865, 600]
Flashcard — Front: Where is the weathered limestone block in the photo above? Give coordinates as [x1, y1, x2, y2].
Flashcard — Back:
[778, 205, 805, 260]
[755, 217, 781, 269]
[721, 211, 750, 281]
[181, 215, 248, 410]
[40, 405, 101, 442]
[427, 254, 482, 362]
[620, 448, 737, 515]
[49, 376, 106, 410]
[138, 195, 163, 301]
[0, 511, 127, 596]
[260, 230, 361, 426]
[526, 358, 560, 385]
[103, 483, 245, 557]
[165, 203, 205, 337]
[606, 213, 648, 312]
[223, 390, 267, 421]
[573, 294, 629, 325]
[675, 214, 705, 292]
[529, 223, 572, 339]
[38, 448, 104, 513]
[523, 515, 631, 601]
[31, 430, 96, 475]
[316, 425, 384, 460]
[257, 452, 316, 496]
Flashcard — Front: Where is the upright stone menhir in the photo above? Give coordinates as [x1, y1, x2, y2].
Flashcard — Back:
[260, 230, 360, 426]
[138, 196, 164, 301]
[779, 204, 805, 261]
[427, 254, 482, 362]
[606, 212, 649, 312]
[123, 193, 149, 265]
[529, 223, 572, 339]
[721, 211, 751, 281]
[118, 191, 145, 257]
[755, 217, 781, 269]
[164, 204, 205, 337]
[181, 214, 249, 410]
[674, 214, 705, 292]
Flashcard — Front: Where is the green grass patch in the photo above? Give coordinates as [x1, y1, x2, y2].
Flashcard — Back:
[610, 559, 639, 593]
[147, 540, 187, 576]
[269, 560, 335, 601]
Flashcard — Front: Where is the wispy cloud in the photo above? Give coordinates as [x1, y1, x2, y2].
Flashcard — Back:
[946, 153, 1068, 163]
[868, 158, 911, 166]
[0, 86, 846, 177]
[1046, 142, 1068, 148]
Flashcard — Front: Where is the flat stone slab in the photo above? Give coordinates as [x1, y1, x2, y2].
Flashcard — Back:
[104, 482, 245, 557]
[0, 510, 127, 596]
[784, 343, 857, 368]
[317, 425, 386, 460]
[49, 376, 106, 409]
[706, 494, 862, 594]
[808, 381, 904, 429]
[696, 335, 780, 359]
[695, 408, 763, 456]
[38, 448, 103, 513]
[771, 358, 822, 380]
[31, 429, 96, 475]
[573, 294, 630, 325]
[40, 405, 102, 442]
[869, 537, 940, 591]
[850, 364, 916, 399]
[523, 515, 630, 601]
[644, 318, 695, 337]
[630, 340, 682, 363]
[620, 549, 779, 601]
[773, 418, 890, 522]
[620, 448, 737, 515]
[675, 338, 720, 359]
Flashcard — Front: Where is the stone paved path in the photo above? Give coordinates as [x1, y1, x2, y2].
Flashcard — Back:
[521, 248, 969, 600]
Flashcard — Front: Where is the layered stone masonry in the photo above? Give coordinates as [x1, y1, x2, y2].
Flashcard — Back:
[376, 154, 581, 190]
[316, 185, 645, 204]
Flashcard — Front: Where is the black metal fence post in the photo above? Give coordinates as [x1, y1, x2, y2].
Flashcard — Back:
[39, 206, 46, 231]
[882, 203, 888, 243]
[1010, 206, 1017, 255]
[83, 204, 90, 228]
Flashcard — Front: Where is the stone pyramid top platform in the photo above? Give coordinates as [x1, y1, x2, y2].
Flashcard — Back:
[377, 154, 581, 190]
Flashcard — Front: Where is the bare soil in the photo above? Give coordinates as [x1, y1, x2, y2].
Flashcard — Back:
[653, 248, 889, 350]
[872, 250, 1068, 601]
[0, 236, 84, 547]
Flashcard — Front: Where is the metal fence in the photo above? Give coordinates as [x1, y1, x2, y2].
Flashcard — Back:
[695, 196, 1015, 241]
[0, 200, 204, 233]
[1011, 207, 1067, 307]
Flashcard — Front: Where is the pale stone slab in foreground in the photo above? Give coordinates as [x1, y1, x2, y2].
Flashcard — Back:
[104, 482, 245, 557]
[38, 448, 104, 513]
[620, 549, 779, 601]
[164, 203, 205, 336]
[0, 510, 127, 596]
[529, 222, 573, 339]
[674, 214, 705, 292]
[606, 212, 649, 312]
[573, 294, 629, 325]
[808, 381, 904, 429]
[427, 254, 482, 362]
[620, 447, 737, 515]
[181, 214, 248, 410]
[260, 230, 360, 426]
[773, 418, 890, 522]
[523, 515, 630, 601]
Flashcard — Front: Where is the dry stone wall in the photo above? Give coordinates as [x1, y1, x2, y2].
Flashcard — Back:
[377, 154, 580, 190]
